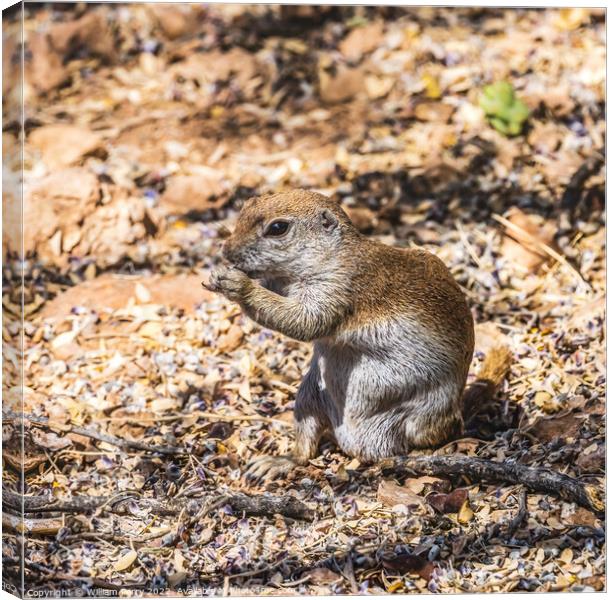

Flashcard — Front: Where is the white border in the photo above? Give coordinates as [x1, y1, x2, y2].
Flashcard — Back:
[0, 2, 607, 600]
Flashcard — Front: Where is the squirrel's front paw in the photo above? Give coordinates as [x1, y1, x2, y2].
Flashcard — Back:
[204, 266, 251, 302]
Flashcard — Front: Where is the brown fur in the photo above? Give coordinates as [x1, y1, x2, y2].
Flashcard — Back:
[462, 346, 513, 420]
[205, 190, 510, 478]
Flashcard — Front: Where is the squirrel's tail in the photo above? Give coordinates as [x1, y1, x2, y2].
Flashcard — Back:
[462, 345, 513, 421]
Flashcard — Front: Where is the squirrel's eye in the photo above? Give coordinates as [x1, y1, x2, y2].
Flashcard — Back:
[264, 220, 290, 237]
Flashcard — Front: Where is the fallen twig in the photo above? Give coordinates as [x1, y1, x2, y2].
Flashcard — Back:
[455, 220, 484, 269]
[2, 512, 63, 535]
[63, 528, 173, 545]
[2, 489, 139, 515]
[3, 411, 187, 456]
[492, 213, 592, 292]
[3, 557, 146, 591]
[507, 487, 528, 538]
[2, 488, 315, 522]
[382, 454, 604, 515]
[220, 491, 314, 520]
[101, 410, 292, 428]
[2, 508, 171, 543]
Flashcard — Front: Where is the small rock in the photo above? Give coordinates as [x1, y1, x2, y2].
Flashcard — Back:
[40, 273, 214, 320]
[29, 125, 103, 169]
[160, 174, 227, 216]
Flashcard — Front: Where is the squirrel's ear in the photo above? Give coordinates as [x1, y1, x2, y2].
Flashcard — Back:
[320, 208, 338, 232]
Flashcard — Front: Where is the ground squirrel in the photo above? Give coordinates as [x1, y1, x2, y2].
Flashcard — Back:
[205, 190, 510, 480]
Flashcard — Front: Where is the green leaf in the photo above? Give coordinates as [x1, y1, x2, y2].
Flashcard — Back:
[508, 101, 530, 123]
[479, 81, 530, 136]
[489, 117, 510, 135]
[506, 121, 523, 136]
[346, 15, 369, 28]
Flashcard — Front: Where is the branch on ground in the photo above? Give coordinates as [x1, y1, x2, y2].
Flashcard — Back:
[382, 454, 604, 515]
[2, 488, 315, 523]
[3, 411, 187, 456]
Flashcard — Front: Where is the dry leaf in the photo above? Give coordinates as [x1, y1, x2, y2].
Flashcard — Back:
[173, 548, 186, 572]
[30, 430, 73, 451]
[51, 330, 77, 349]
[533, 390, 559, 413]
[114, 549, 138, 572]
[404, 475, 447, 495]
[567, 507, 598, 527]
[457, 500, 474, 523]
[377, 480, 426, 509]
[150, 5, 204, 40]
[427, 488, 468, 514]
[559, 548, 573, 564]
[339, 22, 384, 62]
[319, 59, 365, 104]
[345, 458, 361, 470]
[414, 102, 455, 123]
[575, 446, 604, 473]
[47, 10, 116, 62]
[567, 296, 605, 331]
[365, 74, 395, 100]
[150, 397, 180, 412]
[474, 322, 510, 356]
[421, 72, 442, 99]
[139, 321, 163, 339]
[306, 567, 341, 585]
[528, 121, 563, 155]
[135, 283, 152, 303]
[500, 207, 556, 273]
[170, 48, 258, 90]
[238, 378, 252, 402]
[23, 32, 67, 96]
[553, 8, 590, 31]
[345, 206, 377, 232]
[528, 412, 582, 442]
[382, 553, 435, 581]
[218, 324, 244, 353]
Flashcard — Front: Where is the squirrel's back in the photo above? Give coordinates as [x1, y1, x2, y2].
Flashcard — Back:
[345, 242, 474, 356]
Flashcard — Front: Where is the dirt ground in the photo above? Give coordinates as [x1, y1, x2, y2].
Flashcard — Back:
[2, 4, 605, 596]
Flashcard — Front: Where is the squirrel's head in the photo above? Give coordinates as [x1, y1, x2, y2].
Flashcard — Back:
[222, 190, 355, 279]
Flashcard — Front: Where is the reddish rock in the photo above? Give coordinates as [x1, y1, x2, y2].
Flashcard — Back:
[40, 273, 213, 320]
[28, 125, 103, 169]
[160, 174, 228, 215]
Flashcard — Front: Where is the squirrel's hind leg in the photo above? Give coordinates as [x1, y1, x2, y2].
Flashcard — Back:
[245, 365, 330, 483]
[245, 454, 298, 483]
